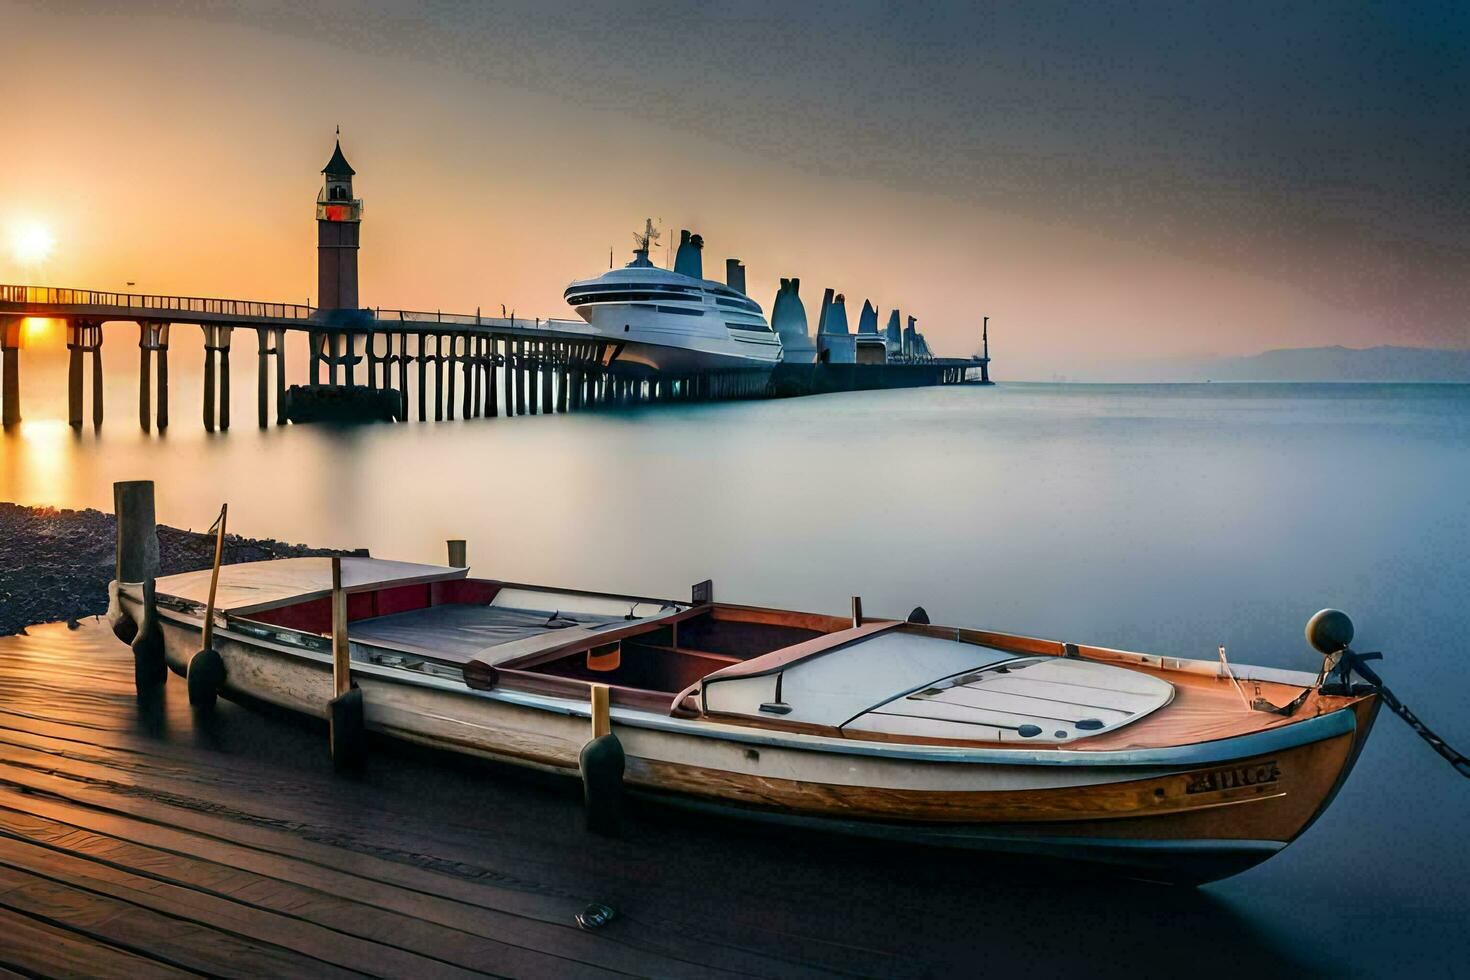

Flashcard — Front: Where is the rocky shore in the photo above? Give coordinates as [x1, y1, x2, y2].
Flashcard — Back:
[0, 502, 359, 636]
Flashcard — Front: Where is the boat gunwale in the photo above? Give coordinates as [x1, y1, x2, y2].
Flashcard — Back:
[139, 597, 1365, 770]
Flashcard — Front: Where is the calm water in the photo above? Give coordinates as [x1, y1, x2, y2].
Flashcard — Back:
[3, 380, 1468, 973]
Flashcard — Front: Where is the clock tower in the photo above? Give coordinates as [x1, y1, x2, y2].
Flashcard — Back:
[316, 135, 361, 311]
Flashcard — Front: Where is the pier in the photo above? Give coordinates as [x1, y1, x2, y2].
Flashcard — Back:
[0, 137, 987, 432]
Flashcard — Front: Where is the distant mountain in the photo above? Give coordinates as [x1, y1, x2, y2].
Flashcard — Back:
[1080, 346, 1470, 383]
[1189, 346, 1470, 382]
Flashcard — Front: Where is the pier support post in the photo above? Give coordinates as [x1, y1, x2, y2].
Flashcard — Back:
[397, 332, 410, 422]
[201, 324, 232, 431]
[487, 337, 499, 418]
[434, 334, 445, 421]
[462, 335, 474, 419]
[256, 328, 270, 428]
[273, 328, 287, 424]
[541, 341, 554, 414]
[416, 333, 428, 422]
[65, 320, 103, 427]
[2, 318, 21, 428]
[329, 555, 366, 769]
[309, 331, 323, 385]
[446, 334, 458, 421]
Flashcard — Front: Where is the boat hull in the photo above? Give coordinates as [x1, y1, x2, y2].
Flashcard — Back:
[136, 596, 1377, 884]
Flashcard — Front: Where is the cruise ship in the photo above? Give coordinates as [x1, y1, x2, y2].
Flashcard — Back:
[562, 222, 783, 376]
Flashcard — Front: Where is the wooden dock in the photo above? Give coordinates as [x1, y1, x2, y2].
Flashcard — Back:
[0, 619, 1307, 978]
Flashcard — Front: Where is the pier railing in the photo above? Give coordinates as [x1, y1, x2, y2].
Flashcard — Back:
[0, 284, 316, 321]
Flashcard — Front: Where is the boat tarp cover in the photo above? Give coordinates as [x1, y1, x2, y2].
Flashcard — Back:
[350, 604, 624, 664]
[155, 557, 466, 615]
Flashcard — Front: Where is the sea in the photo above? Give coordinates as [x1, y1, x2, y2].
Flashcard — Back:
[2, 377, 1467, 974]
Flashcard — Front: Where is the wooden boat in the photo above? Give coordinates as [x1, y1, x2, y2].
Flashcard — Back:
[115, 556, 1379, 884]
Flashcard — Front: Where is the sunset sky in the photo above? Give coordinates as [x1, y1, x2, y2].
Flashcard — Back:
[3, 1, 1467, 378]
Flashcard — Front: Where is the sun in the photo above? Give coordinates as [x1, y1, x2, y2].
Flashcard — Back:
[10, 222, 55, 267]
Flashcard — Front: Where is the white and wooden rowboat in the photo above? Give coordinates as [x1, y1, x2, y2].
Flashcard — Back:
[114, 556, 1379, 884]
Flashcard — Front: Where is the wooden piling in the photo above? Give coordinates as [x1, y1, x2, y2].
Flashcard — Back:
[67, 324, 83, 427]
[138, 326, 153, 431]
[416, 334, 428, 422]
[157, 338, 169, 430]
[540, 341, 553, 414]
[90, 327, 103, 428]
[113, 480, 159, 585]
[272, 328, 286, 425]
[1, 319, 19, 428]
[434, 335, 445, 421]
[487, 337, 499, 418]
[202, 346, 216, 432]
[219, 334, 231, 431]
[446, 334, 458, 421]
[256, 329, 269, 428]
[397, 332, 409, 422]
[851, 596, 863, 628]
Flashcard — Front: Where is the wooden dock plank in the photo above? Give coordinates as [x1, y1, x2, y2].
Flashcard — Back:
[0, 905, 198, 978]
[0, 791, 609, 978]
[0, 829, 490, 979]
[0, 862, 364, 978]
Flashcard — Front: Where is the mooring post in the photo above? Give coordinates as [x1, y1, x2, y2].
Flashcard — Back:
[112, 480, 162, 669]
[2, 318, 21, 427]
[851, 596, 864, 628]
[447, 539, 467, 568]
[580, 682, 625, 835]
[329, 554, 366, 769]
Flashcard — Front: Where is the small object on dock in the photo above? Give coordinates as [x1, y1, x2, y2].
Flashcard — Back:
[906, 606, 929, 624]
[328, 555, 367, 769]
[575, 903, 618, 931]
[580, 683, 624, 836]
[187, 505, 229, 710]
[851, 595, 863, 628]
[446, 539, 467, 569]
[691, 579, 713, 604]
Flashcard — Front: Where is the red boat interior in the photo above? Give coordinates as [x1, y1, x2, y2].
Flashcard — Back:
[239, 577, 855, 704]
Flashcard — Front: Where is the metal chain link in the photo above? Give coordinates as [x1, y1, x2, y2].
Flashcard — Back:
[1339, 650, 1470, 779]
[1375, 682, 1470, 779]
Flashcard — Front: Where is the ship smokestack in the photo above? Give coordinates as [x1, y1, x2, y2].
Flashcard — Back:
[726, 258, 746, 294]
[674, 229, 704, 279]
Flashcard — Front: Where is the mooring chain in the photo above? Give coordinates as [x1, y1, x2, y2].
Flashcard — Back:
[1338, 650, 1470, 779]
[1375, 682, 1470, 779]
